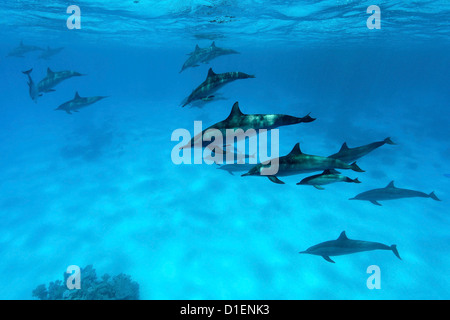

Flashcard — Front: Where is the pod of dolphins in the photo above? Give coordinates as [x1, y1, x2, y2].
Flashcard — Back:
[8, 41, 107, 114]
[179, 41, 443, 264]
[10, 39, 443, 264]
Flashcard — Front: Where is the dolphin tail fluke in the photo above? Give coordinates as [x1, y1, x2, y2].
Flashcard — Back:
[22, 68, 33, 75]
[391, 245, 401, 260]
[301, 112, 316, 123]
[384, 137, 396, 145]
[429, 191, 441, 201]
[350, 162, 365, 173]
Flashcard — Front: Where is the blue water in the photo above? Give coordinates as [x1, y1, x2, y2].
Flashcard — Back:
[0, 1, 449, 300]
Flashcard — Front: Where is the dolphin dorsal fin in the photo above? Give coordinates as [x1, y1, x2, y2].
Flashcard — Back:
[386, 181, 396, 188]
[211, 41, 216, 47]
[288, 143, 303, 156]
[195, 44, 200, 51]
[74, 91, 81, 99]
[337, 231, 348, 241]
[206, 68, 217, 79]
[339, 142, 349, 152]
[47, 67, 54, 75]
[227, 102, 244, 119]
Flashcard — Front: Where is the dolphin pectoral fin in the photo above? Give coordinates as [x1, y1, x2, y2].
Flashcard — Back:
[313, 185, 325, 190]
[370, 200, 382, 206]
[227, 171, 234, 176]
[322, 256, 335, 263]
[45, 89, 56, 92]
[268, 176, 285, 184]
[65, 110, 72, 115]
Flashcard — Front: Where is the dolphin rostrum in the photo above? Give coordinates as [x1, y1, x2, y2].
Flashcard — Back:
[22, 69, 42, 103]
[7, 41, 43, 58]
[37, 67, 85, 93]
[297, 169, 361, 190]
[241, 143, 364, 184]
[329, 137, 395, 164]
[349, 181, 441, 206]
[181, 68, 255, 107]
[180, 42, 239, 73]
[180, 102, 315, 151]
[55, 92, 108, 114]
[38, 46, 64, 60]
[299, 231, 402, 263]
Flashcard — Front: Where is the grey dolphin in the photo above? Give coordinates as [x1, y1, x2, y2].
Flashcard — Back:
[241, 143, 364, 184]
[299, 231, 401, 263]
[217, 163, 258, 176]
[37, 67, 85, 93]
[55, 92, 108, 114]
[297, 169, 361, 190]
[22, 69, 42, 103]
[180, 42, 239, 73]
[205, 145, 256, 164]
[329, 137, 395, 164]
[38, 46, 64, 60]
[180, 102, 315, 150]
[181, 68, 254, 107]
[7, 41, 43, 58]
[189, 93, 228, 109]
[349, 181, 441, 206]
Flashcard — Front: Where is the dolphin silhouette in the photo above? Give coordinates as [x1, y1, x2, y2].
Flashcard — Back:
[299, 231, 401, 263]
[180, 42, 239, 73]
[180, 102, 315, 151]
[349, 181, 441, 206]
[55, 92, 108, 114]
[242, 143, 364, 184]
[297, 169, 361, 190]
[38, 46, 64, 60]
[22, 69, 42, 103]
[7, 41, 43, 58]
[329, 137, 395, 164]
[181, 68, 254, 107]
[37, 67, 85, 93]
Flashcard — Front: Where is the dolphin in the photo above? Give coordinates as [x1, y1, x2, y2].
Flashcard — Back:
[22, 69, 42, 103]
[241, 143, 364, 184]
[55, 92, 108, 114]
[189, 93, 228, 109]
[329, 137, 395, 164]
[37, 67, 85, 93]
[181, 68, 255, 107]
[299, 231, 401, 263]
[180, 42, 239, 73]
[180, 102, 315, 151]
[204, 145, 256, 165]
[297, 169, 361, 190]
[349, 181, 441, 206]
[7, 41, 43, 58]
[217, 163, 258, 176]
[38, 46, 64, 60]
